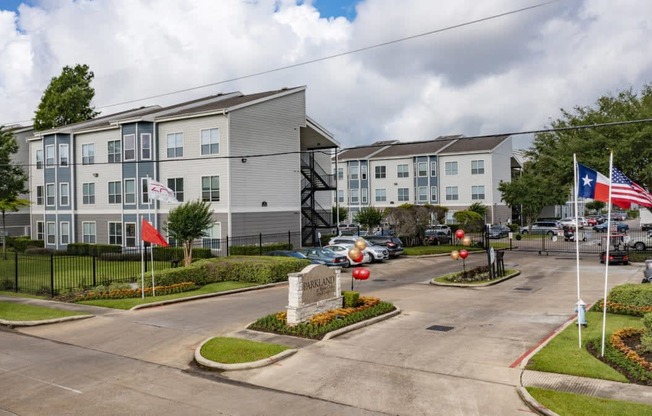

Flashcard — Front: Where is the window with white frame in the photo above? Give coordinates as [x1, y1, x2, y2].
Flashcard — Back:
[417, 162, 427, 177]
[59, 143, 69, 167]
[445, 161, 458, 175]
[141, 178, 149, 204]
[82, 222, 96, 244]
[201, 176, 220, 202]
[398, 188, 409, 201]
[82, 143, 95, 165]
[361, 165, 367, 180]
[350, 189, 359, 204]
[200, 128, 219, 155]
[472, 185, 485, 200]
[108, 222, 122, 245]
[397, 164, 409, 178]
[124, 179, 136, 204]
[60, 222, 70, 245]
[36, 221, 44, 241]
[430, 161, 437, 177]
[349, 165, 359, 180]
[446, 186, 459, 201]
[46, 222, 56, 245]
[375, 166, 386, 179]
[418, 186, 428, 202]
[167, 178, 184, 202]
[125, 223, 136, 247]
[123, 134, 135, 161]
[375, 188, 386, 202]
[202, 223, 221, 249]
[82, 183, 95, 204]
[108, 181, 122, 204]
[36, 186, 43, 205]
[36, 149, 43, 169]
[45, 145, 55, 167]
[46, 183, 55, 206]
[471, 160, 485, 175]
[167, 132, 184, 158]
[108, 140, 121, 163]
[140, 133, 152, 160]
[337, 190, 344, 203]
[59, 183, 69, 206]
[361, 188, 368, 203]
[430, 186, 438, 202]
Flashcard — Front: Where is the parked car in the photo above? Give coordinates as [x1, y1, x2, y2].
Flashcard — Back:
[327, 236, 389, 262]
[559, 218, 577, 228]
[611, 212, 627, 221]
[593, 222, 629, 233]
[365, 236, 404, 258]
[424, 229, 452, 245]
[297, 248, 350, 267]
[430, 224, 451, 235]
[267, 250, 325, 265]
[586, 216, 600, 226]
[519, 221, 562, 236]
[628, 231, 652, 251]
[324, 244, 372, 266]
[488, 224, 510, 239]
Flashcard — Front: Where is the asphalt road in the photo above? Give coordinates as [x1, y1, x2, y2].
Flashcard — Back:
[0, 252, 643, 415]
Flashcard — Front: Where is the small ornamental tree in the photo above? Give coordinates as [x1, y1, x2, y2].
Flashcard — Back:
[164, 200, 214, 266]
[353, 206, 384, 232]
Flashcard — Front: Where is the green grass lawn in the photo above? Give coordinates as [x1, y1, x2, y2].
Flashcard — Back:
[200, 337, 289, 364]
[526, 311, 643, 381]
[0, 301, 87, 321]
[527, 387, 652, 416]
[78, 281, 258, 309]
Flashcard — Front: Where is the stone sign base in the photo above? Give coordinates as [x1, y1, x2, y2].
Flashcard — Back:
[286, 264, 342, 325]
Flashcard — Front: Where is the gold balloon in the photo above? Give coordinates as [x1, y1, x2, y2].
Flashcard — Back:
[462, 236, 472, 246]
[450, 250, 460, 260]
[354, 238, 367, 250]
[348, 247, 362, 261]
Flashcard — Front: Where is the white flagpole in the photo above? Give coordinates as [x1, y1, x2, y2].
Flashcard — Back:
[573, 154, 582, 348]
[601, 151, 615, 356]
[147, 176, 156, 297]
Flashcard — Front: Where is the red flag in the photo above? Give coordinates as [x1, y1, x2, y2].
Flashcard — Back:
[141, 219, 169, 247]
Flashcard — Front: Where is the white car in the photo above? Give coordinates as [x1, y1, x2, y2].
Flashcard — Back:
[325, 244, 372, 266]
[327, 236, 389, 262]
[560, 217, 587, 228]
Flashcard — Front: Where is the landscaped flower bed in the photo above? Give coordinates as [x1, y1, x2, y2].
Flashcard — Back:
[588, 327, 652, 385]
[55, 282, 197, 302]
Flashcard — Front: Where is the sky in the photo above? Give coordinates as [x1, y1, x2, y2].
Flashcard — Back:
[1, 0, 652, 151]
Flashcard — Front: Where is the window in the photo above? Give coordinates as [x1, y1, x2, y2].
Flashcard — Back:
[36, 221, 44, 241]
[36, 149, 43, 169]
[361, 165, 367, 180]
[140, 133, 151, 160]
[349, 165, 359, 180]
[430, 186, 438, 202]
[337, 190, 344, 203]
[375, 189, 387, 202]
[82, 143, 95, 165]
[46, 222, 56, 245]
[200, 128, 220, 155]
[418, 186, 428, 202]
[141, 178, 149, 204]
[82, 183, 95, 204]
[361, 188, 368, 204]
[108, 222, 122, 245]
[46, 183, 55, 206]
[45, 145, 55, 167]
[167, 178, 184, 202]
[125, 223, 136, 247]
[417, 162, 427, 177]
[374, 166, 386, 179]
[398, 188, 409, 202]
[167, 132, 184, 158]
[124, 134, 135, 161]
[430, 161, 437, 177]
[471, 160, 485, 175]
[472, 185, 485, 200]
[108, 140, 121, 163]
[337, 168, 344, 180]
[202, 223, 221, 249]
[124, 179, 136, 204]
[59, 143, 69, 167]
[445, 161, 458, 175]
[397, 164, 409, 178]
[82, 222, 96, 244]
[201, 176, 220, 202]
[36, 186, 43, 205]
[446, 186, 459, 201]
[108, 181, 122, 204]
[59, 183, 69, 206]
[60, 222, 70, 245]
[350, 189, 359, 204]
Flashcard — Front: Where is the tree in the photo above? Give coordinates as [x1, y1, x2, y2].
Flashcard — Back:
[468, 202, 488, 221]
[384, 204, 434, 246]
[431, 205, 449, 224]
[0, 127, 29, 259]
[164, 200, 214, 266]
[453, 210, 484, 232]
[34, 64, 99, 130]
[332, 206, 348, 224]
[353, 206, 384, 231]
[585, 200, 606, 214]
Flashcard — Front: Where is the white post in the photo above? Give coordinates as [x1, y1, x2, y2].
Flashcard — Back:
[601, 152, 614, 357]
[573, 154, 582, 348]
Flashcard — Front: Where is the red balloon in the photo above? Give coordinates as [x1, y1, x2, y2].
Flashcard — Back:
[352, 252, 364, 263]
[459, 249, 469, 259]
[352, 267, 370, 280]
[455, 229, 465, 239]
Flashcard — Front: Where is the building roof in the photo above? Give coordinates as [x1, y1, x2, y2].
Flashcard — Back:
[371, 136, 459, 159]
[437, 134, 510, 154]
[337, 141, 397, 160]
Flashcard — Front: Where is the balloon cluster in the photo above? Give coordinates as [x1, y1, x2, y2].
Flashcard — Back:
[451, 229, 471, 269]
[350, 238, 371, 289]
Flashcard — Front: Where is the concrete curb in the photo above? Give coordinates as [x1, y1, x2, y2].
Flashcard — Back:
[0, 314, 94, 327]
[517, 387, 560, 416]
[194, 337, 298, 371]
[430, 271, 521, 287]
[321, 307, 401, 341]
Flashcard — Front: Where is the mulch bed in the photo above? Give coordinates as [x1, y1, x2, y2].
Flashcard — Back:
[587, 333, 652, 386]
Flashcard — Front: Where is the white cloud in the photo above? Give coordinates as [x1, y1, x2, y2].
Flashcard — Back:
[1, 0, 652, 150]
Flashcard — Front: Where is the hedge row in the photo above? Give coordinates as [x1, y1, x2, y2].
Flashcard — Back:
[607, 284, 652, 308]
[97, 247, 212, 262]
[4, 236, 44, 253]
[229, 243, 292, 255]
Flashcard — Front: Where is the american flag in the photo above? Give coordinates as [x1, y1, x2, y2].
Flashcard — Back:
[611, 167, 652, 208]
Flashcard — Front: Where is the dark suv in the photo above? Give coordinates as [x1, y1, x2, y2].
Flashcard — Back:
[366, 236, 404, 258]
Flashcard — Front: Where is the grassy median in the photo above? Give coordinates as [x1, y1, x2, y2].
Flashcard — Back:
[0, 301, 86, 321]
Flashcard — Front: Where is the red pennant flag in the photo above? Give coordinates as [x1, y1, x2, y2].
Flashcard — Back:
[141, 219, 169, 247]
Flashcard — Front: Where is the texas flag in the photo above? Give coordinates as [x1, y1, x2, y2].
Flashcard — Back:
[577, 163, 610, 203]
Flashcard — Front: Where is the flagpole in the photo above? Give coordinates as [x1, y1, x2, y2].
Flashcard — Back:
[573, 154, 582, 348]
[601, 151, 615, 357]
[147, 176, 156, 297]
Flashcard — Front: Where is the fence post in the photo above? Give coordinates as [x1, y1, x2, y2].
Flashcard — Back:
[92, 255, 97, 287]
[50, 254, 55, 298]
[259, 233, 263, 255]
[14, 250, 18, 293]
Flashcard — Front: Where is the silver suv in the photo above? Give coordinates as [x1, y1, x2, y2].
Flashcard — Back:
[327, 236, 389, 262]
[520, 221, 562, 236]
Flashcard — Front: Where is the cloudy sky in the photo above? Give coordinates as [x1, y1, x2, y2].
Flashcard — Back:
[1, 0, 651, 150]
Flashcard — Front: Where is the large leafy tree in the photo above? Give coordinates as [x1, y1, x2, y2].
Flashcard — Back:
[34, 64, 99, 130]
[164, 200, 214, 266]
[353, 206, 384, 231]
[0, 127, 29, 259]
[384, 204, 434, 246]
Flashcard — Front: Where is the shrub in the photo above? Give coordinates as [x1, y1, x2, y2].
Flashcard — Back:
[592, 300, 652, 317]
[0, 279, 14, 290]
[24, 247, 59, 255]
[641, 313, 652, 353]
[5, 236, 44, 253]
[55, 282, 197, 302]
[588, 327, 652, 385]
[66, 243, 122, 256]
[444, 265, 492, 283]
[607, 284, 652, 308]
[342, 291, 359, 308]
[229, 243, 292, 256]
